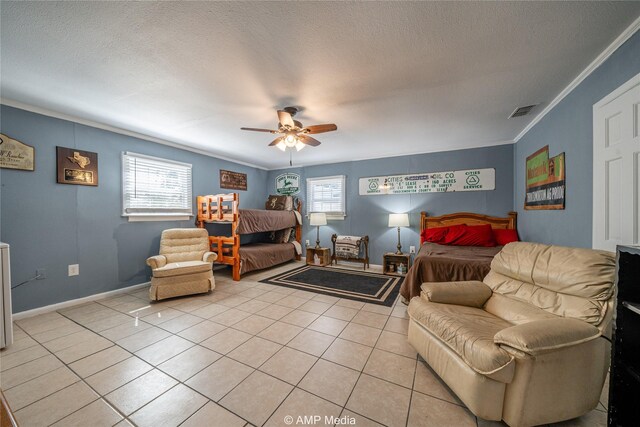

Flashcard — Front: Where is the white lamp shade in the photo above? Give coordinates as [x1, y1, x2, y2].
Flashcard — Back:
[388, 213, 409, 227]
[309, 212, 327, 226]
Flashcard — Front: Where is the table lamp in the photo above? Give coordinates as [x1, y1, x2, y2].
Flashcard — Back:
[309, 213, 327, 249]
[388, 213, 409, 254]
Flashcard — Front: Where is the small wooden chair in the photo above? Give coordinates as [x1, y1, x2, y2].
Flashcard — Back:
[331, 234, 370, 270]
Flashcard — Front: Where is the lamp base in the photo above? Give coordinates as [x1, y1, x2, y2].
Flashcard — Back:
[395, 227, 403, 255]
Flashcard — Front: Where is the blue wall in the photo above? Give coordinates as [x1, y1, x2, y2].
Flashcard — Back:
[515, 30, 640, 247]
[267, 144, 514, 264]
[0, 105, 268, 312]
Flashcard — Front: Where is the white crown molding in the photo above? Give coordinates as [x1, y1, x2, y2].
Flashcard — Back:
[0, 98, 268, 170]
[12, 281, 150, 320]
[514, 15, 640, 142]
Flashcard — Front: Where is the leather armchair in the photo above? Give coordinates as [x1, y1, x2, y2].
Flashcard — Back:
[147, 228, 217, 301]
[407, 242, 615, 426]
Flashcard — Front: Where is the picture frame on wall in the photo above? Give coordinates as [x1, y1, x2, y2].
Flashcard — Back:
[524, 145, 565, 210]
[56, 146, 99, 186]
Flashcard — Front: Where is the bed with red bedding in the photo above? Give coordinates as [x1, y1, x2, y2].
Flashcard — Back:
[399, 211, 518, 301]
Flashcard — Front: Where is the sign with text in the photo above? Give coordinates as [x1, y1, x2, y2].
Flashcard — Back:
[359, 168, 495, 195]
[220, 169, 247, 191]
[525, 145, 565, 210]
[275, 172, 301, 195]
[0, 133, 34, 171]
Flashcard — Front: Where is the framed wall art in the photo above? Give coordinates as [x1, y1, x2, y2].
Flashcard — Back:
[56, 146, 98, 186]
[524, 145, 565, 210]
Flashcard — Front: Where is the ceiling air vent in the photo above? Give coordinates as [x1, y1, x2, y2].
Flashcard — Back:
[509, 104, 538, 118]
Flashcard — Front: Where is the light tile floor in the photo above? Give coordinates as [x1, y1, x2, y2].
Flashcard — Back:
[0, 261, 608, 427]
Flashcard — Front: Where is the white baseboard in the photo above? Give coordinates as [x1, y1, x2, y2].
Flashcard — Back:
[12, 282, 150, 320]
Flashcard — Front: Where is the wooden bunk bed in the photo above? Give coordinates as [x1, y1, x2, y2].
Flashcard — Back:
[196, 193, 302, 281]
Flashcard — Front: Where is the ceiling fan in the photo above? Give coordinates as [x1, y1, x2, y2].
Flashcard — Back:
[241, 106, 337, 152]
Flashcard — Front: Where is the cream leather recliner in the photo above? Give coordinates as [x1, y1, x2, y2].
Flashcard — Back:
[147, 228, 217, 301]
[407, 242, 615, 427]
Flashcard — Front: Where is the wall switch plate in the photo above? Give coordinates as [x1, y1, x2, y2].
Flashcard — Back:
[68, 264, 79, 276]
[409, 246, 416, 254]
[305, 240, 310, 247]
[36, 268, 46, 279]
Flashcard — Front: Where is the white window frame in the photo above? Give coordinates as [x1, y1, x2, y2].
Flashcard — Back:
[306, 175, 346, 220]
[122, 152, 193, 222]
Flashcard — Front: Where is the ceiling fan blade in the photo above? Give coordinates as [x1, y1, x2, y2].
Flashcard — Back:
[304, 124, 337, 134]
[299, 134, 321, 147]
[241, 127, 278, 133]
[277, 110, 295, 128]
[268, 137, 283, 146]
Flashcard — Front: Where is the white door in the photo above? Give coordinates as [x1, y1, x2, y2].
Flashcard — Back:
[593, 73, 640, 252]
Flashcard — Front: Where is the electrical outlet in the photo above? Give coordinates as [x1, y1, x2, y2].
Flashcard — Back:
[305, 240, 310, 247]
[68, 264, 79, 276]
[36, 268, 46, 279]
[409, 246, 416, 254]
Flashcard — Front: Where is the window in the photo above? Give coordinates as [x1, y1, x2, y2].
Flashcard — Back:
[122, 152, 192, 221]
[306, 175, 346, 219]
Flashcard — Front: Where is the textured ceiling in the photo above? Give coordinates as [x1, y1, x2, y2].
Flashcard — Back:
[2, 1, 639, 169]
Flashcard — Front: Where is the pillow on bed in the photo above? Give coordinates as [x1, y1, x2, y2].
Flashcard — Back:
[445, 224, 497, 247]
[268, 227, 294, 243]
[266, 195, 288, 210]
[441, 224, 468, 244]
[493, 228, 519, 245]
[420, 226, 449, 244]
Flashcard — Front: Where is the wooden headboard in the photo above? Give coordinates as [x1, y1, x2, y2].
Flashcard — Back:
[420, 211, 517, 233]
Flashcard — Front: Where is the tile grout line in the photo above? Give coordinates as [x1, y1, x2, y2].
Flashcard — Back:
[8, 324, 128, 427]
[8, 266, 413, 427]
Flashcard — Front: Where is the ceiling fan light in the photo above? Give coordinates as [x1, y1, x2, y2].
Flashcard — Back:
[276, 140, 287, 151]
[285, 134, 297, 147]
[295, 140, 305, 151]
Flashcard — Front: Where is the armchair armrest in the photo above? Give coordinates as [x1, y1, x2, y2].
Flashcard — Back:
[494, 318, 601, 355]
[420, 281, 492, 308]
[146, 255, 167, 269]
[203, 251, 218, 263]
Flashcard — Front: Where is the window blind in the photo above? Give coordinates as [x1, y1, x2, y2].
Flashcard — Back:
[306, 175, 346, 218]
[122, 152, 192, 216]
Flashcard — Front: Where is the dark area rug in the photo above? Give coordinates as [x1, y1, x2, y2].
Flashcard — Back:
[260, 266, 402, 306]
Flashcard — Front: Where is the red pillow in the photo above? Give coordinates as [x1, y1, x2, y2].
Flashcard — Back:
[493, 228, 519, 245]
[420, 226, 449, 244]
[441, 224, 468, 244]
[447, 224, 496, 247]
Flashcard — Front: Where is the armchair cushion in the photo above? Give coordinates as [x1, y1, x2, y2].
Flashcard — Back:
[146, 255, 167, 269]
[421, 281, 492, 308]
[408, 298, 514, 381]
[494, 318, 601, 355]
[152, 260, 212, 278]
[203, 251, 218, 263]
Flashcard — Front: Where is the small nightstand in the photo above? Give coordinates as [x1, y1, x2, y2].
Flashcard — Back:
[383, 253, 412, 276]
[307, 247, 331, 267]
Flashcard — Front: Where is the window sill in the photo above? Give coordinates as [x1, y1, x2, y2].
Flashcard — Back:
[126, 215, 192, 222]
[307, 214, 346, 221]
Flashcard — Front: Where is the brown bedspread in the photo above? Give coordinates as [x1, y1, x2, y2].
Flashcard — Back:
[239, 242, 296, 274]
[236, 209, 297, 235]
[400, 243, 502, 301]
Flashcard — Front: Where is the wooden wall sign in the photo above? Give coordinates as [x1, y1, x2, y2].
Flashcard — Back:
[220, 169, 247, 191]
[0, 133, 35, 171]
[525, 145, 565, 210]
[56, 146, 98, 186]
